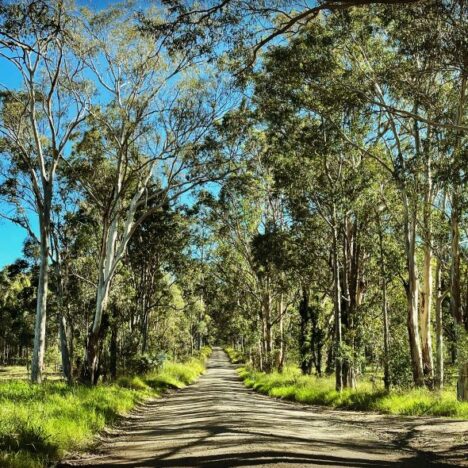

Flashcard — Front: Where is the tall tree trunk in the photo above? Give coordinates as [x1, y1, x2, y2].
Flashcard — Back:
[454, 72, 467, 401]
[342, 216, 359, 390]
[403, 199, 424, 387]
[299, 288, 312, 375]
[458, 363, 468, 401]
[332, 216, 343, 392]
[83, 215, 117, 384]
[277, 293, 285, 372]
[378, 215, 390, 391]
[263, 286, 273, 372]
[110, 324, 117, 380]
[421, 162, 434, 387]
[434, 256, 445, 390]
[31, 203, 51, 384]
[59, 314, 73, 385]
[83, 278, 111, 384]
[141, 294, 149, 354]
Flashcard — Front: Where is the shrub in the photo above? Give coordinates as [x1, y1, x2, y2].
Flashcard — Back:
[198, 346, 212, 361]
[126, 352, 167, 375]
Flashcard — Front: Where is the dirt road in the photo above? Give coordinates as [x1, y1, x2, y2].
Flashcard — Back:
[64, 347, 467, 467]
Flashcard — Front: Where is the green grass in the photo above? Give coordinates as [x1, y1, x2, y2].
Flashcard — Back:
[0, 348, 211, 468]
[145, 358, 207, 390]
[0, 366, 60, 381]
[224, 346, 246, 364]
[237, 365, 468, 419]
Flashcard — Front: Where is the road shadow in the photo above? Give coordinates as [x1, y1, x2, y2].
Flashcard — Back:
[60, 348, 466, 467]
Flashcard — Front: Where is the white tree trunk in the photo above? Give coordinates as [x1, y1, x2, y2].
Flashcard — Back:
[332, 216, 343, 393]
[421, 243, 434, 384]
[434, 257, 444, 390]
[420, 157, 434, 385]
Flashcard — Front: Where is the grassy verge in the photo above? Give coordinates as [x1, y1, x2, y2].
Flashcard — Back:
[225, 349, 468, 419]
[224, 346, 246, 364]
[0, 347, 211, 468]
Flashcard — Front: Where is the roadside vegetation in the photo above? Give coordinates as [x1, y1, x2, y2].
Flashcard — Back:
[225, 348, 468, 419]
[0, 348, 211, 468]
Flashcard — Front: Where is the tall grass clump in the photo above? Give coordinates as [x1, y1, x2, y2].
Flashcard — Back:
[238, 366, 468, 419]
[224, 346, 245, 364]
[0, 381, 146, 467]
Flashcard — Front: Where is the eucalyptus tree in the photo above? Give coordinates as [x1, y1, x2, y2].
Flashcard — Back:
[126, 198, 189, 354]
[0, 0, 88, 382]
[252, 21, 385, 390]
[140, 0, 422, 70]
[342, 2, 467, 390]
[65, 6, 234, 383]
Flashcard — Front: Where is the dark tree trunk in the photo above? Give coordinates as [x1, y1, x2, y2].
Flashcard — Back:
[59, 314, 73, 385]
[299, 289, 312, 375]
[110, 324, 117, 380]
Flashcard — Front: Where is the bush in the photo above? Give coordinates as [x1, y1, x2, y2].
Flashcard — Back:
[126, 352, 167, 375]
[146, 358, 206, 390]
[388, 345, 413, 388]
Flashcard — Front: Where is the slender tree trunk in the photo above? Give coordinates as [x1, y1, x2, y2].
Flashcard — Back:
[141, 292, 149, 354]
[278, 293, 285, 372]
[59, 314, 73, 385]
[454, 74, 467, 401]
[110, 324, 117, 380]
[450, 198, 462, 324]
[451, 73, 465, 326]
[378, 216, 390, 391]
[332, 216, 343, 392]
[299, 288, 312, 375]
[263, 288, 273, 372]
[434, 256, 445, 390]
[458, 363, 468, 401]
[31, 203, 51, 384]
[421, 166, 434, 386]
[403, 200, 424, 387]
[258, 339, 263, 371]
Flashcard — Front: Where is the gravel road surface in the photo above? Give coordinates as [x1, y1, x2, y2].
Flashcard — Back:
[62, 347, 467, 467]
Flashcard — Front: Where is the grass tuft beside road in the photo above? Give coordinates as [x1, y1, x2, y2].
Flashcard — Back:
[225, 348, 468, 420]
[0, 347, 211, 468]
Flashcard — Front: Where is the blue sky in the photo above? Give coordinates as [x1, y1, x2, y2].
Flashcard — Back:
[0, 49, 25, 267]
[0, 0, 121, 267]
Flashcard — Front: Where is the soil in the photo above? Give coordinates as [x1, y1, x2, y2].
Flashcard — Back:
[61, 347, 468, 467]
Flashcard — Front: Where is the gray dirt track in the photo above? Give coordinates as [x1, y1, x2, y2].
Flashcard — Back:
[62, 347, 468, 467]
